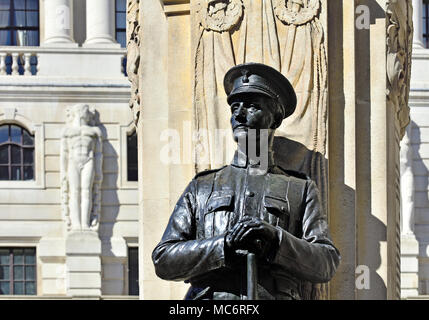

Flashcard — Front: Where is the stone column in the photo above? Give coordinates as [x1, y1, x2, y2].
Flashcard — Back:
[42, 0, 77, 46]
[83, 0, 119, 47]
[412, 0, 425, 47]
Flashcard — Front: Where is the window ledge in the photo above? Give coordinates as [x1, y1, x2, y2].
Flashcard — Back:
[0, 180, 43, 189]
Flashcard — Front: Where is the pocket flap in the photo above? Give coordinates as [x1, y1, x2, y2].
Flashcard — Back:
[264, 195, 289, 217]
[206, 191, 234, 214]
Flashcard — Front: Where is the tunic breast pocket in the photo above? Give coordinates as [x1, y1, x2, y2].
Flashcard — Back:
[263, 195, 290, 230]
[204, 191, 234, 238]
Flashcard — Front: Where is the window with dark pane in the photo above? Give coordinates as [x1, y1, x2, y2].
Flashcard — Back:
[0, 0, 39, 46]
[115, 0, 127, 76]
[127, 130, 138, 182]
[115, 0, 126, 48]
[128, 247, 139, 296]
[425, 0, 429, 48]
[0, 248, 36, 295]
[0, 124, 35, 181]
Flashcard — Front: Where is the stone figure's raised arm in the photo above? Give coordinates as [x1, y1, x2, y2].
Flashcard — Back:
[152, 180, 228, 282]
[272, 180, 341, 283]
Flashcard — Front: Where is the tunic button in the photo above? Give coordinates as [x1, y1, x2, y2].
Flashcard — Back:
[245, 191, 255, 197]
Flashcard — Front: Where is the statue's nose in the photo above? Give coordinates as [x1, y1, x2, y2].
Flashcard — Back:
[235, 103, 246, 120]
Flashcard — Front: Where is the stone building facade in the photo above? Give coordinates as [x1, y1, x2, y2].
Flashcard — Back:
[0, 0, 138, 298]
[400, 0, 429, 299]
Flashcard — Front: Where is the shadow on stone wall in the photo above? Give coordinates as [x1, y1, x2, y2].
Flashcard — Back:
[409, 120, 428, 294]
[96, 116, 120, 257]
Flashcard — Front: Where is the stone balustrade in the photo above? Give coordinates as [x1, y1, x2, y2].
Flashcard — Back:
[0, 47, 39, 76]
[0, 46, 127, 78]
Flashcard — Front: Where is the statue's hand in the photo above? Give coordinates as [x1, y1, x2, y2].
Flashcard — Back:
[226, 217, 279, 260]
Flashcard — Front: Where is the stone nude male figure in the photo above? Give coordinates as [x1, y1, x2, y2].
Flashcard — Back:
[61, 104, 103, 232]
[152, 63, 340, 300]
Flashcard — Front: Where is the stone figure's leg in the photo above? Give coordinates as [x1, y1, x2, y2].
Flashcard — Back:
[81, 159, 95, 230]
[68, 163, 81, 230]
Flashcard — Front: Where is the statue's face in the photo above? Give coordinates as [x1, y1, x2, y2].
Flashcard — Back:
[75, 105, 91, 124]
[229, 93, 277, 142]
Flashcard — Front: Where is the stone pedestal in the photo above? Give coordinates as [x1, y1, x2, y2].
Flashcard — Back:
[65, 231, 102, 298]
[401, 235, 420, 298]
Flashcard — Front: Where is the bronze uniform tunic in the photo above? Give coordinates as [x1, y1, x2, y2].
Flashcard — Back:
[152, 160, 340, 300]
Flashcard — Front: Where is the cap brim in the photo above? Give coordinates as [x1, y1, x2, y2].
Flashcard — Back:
[226, 86, 274, 104]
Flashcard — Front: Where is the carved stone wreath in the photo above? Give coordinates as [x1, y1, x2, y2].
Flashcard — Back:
[274, 0, 320, 25]
[197, 0, 243, 32]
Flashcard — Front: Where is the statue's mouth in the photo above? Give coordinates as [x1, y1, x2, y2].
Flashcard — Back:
[233, 124, 249, 130]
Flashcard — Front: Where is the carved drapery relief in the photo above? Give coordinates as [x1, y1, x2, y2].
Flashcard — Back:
[193, 0, 327, 183]
[127, 0, 141, 126]
[386, 0, 412, 139]
[273, 0, 327, 207]
[192, 0, 327, 299]
[61, 104, 103, 232]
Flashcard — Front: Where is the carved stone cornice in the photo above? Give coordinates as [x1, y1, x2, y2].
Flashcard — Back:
[386, 0, 413, 140]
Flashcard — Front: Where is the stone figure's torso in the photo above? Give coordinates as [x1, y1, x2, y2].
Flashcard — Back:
[65, 126, 100, 168]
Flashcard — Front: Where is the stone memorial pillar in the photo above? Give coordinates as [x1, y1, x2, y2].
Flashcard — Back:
[83, 0, 119, 47]
[130, 0, 413, 299]
[328, 0, 412, 300]
[42, 0, 77, 46]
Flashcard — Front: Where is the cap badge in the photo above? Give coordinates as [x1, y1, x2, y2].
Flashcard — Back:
[241, 69, 250, 83]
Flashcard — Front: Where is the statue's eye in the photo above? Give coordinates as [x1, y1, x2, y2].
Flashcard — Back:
[231, 103, 240, 112]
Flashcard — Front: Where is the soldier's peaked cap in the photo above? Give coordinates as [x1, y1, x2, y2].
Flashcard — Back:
[224, 63, 297, 119]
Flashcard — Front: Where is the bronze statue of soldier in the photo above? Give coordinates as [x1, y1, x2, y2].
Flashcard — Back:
[152, 63, 340, 300]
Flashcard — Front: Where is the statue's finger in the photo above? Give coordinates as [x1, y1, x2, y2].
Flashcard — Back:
[232, 223, 254, 244]
[238, 225, 264, 243]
